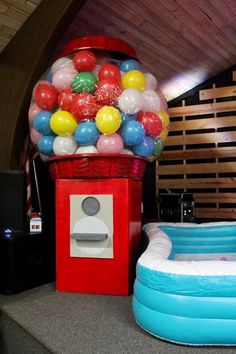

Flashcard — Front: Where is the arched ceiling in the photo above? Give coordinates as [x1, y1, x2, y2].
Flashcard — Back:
[1, 0, 236, 101]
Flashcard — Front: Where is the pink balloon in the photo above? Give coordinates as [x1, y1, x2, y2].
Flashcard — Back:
[52, 66, 78, 91]
[142, 90, 162, 112]
[145, 73, 158, 91]
[96, 133, 124, 153]
[28, 102, 42, 127]
[30, 128, 42, 145]
[157, 89, 168, 110]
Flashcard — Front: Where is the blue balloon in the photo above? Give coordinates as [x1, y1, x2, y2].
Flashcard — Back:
[133, 135, 155, 157]
[33, 111, 53, 135]
[45, 69, 53, 82]
[121, 112, 137, 126]
[74, 121, 100, 146]
[121, 120, 145, 146]
[38, 135, 55, 156]
[119, 59, 141, 72]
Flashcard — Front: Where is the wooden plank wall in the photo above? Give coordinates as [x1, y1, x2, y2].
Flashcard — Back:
[156, 69, 236, 220]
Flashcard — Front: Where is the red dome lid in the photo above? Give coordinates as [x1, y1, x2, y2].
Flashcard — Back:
[60, 35, 138, 59]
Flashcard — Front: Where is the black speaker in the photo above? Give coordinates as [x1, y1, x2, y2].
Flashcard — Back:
[0, 170, 27, 232]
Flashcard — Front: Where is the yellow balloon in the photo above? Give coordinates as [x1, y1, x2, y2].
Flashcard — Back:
[95, 106, 121, 135]
[122, 70, 146, 91]
[160, 126, 169, 142]
[50, 111, 77, 136]
[158, 110, 170, 129]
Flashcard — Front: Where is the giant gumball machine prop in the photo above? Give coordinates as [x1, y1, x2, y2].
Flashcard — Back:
[28, 36, 170, 295]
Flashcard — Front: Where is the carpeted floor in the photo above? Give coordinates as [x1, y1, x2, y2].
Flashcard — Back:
[0, 283, 236, 354]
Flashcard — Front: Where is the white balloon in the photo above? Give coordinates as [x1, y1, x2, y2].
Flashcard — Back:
[75, 145, 98, 154]
[122, 148, 134, 155]
[93, 64, 102, 79]
[142, 90, 162, 112]
[53, 136, 77, 155]
[118, 88, 143, 115]
[145, 73, 158, 91]
[51, 57, 74, 75]
[39, 153, 49, 162]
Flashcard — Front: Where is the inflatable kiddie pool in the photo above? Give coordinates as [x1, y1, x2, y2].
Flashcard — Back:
[132, 222, 236, 346]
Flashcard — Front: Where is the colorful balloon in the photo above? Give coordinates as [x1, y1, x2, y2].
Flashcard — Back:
[34, 83, 58, 111]
[73, 50, 97, 72]
[98, 63, 121, 81]
[158, 110, 170, 142]
[58, 88, 75, 111]
[157, 89, 168, 110]
[137, 111, 162, 137]
[121, 112, 137, 126]
[153, 138, 164, 157]
[122, 148, 134, 155]
[33, 111, 53, 135]
[122, 70, 146, 91]
[95, 106, 121, 135]
[71, 72, 97, 93]
[32, 80, 51, 99]
[142, 90, 162, 112]
[38, 135, 55, 156]
[133, 135, 155, 157]
[96, 133, 124, 153]
[160, 126, 169, 142]
[119, 59, 141, 72]
[28, 102, 42, 127]
[51, 57, 74, 75]
[145, 73, 158, 90]
[70, 93, 98, 121]
[74, 121, 100, 146]
[52, 66, 78, 91]
[53, 136, 77, 155]
[118, 88, 143, 114]
[121, 120, 145, 146]
[75, 145, 98, 154]
[95, 78, 122, 106]
[50, 111, 77, 136]
[30, 128, 42, 145]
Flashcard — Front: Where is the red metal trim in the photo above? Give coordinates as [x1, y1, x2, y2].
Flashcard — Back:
[60, 35, 138, 59]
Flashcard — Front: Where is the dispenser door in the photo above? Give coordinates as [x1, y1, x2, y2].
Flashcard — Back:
[70, 195, 113, 258]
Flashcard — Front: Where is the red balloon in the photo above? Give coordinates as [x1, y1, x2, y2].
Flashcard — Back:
[95, 78, 122, 106]
[58, 88, 75, 111]
[72, 50, 96, 71]
[34, 83, 58, 111]
[137, 111, 163, 137]
[70, 93, 98, 121]
[98, 63, 121, 81]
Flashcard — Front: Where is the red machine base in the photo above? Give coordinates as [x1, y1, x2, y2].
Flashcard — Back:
[56, 178, 142, 295]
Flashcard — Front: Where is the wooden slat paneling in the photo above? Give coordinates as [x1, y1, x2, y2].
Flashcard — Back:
[165, 131, 236, 146]
[157, 177, 236, 189]
[157, 162, 236, 175]
[170, 116, 236, 131]
[199, 86, 236, 101]
[194, 208, 236, 219]
[168, 101, 236, 117]
[157, 70, 236, 220]
[159, 147, 236, 160]
[194, 193, 236, 203]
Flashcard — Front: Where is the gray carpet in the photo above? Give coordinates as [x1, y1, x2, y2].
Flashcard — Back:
[0, 283, 236, 354]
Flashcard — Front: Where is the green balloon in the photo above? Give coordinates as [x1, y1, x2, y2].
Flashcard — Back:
[153, 138, 164, 157]
[71, 72, 97, 93]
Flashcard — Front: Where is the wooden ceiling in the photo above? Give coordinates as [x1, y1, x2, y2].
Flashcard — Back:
[1, 0, 236, 101]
